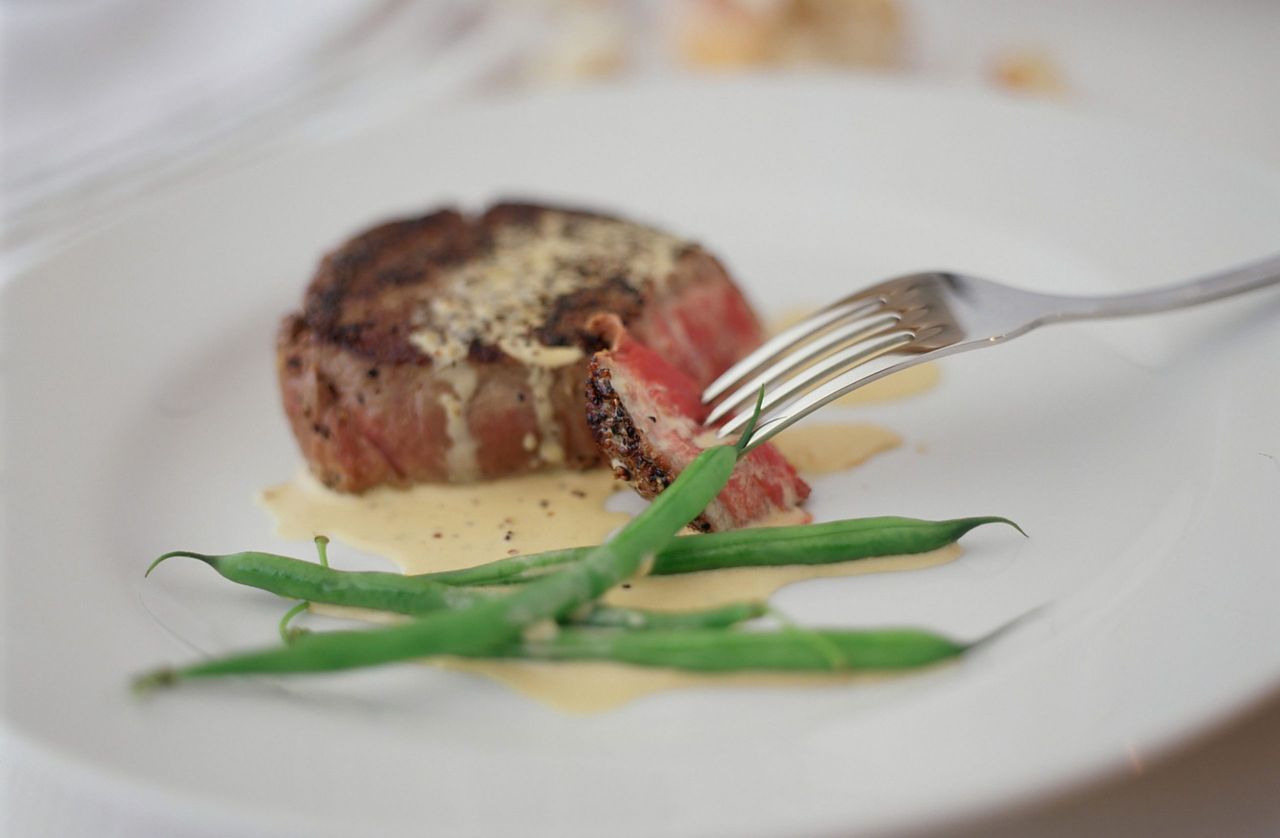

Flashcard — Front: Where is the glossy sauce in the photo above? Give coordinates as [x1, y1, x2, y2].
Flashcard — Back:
[766, 307, 940, 407]
[259, 336, 944, 712]
[770, 422, 901, 475]
[261, 469, 628, 570]
[435, 364, 481, 481]
[834, 361, 939, 406]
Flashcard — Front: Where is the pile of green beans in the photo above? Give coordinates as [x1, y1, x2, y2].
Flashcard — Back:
[146, 515, 1015, 623]
[136, 512, 1016, 689]
[136, 439, 748, 690]
[134, 400, 1018, 691]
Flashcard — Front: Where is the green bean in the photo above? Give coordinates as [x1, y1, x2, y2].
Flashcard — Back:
[571, 601, 767, 630]
[134, 440, 746, 690]
[418, 546, 583, 586]
[147, 549, 764, 632]
[277, 601, 309, 643]
[648, 516, 1020, 575]
[278, 536, 327, 641]
[147, 550, 488, 612]
[426, 516, 1021, 585]
[501, 626, 965, 671]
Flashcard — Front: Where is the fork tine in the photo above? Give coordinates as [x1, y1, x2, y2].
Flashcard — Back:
[701, 296, 885, 403]
[704, 311, 901, 425]
[740, 351, 942, 448]
[717, 329, 916, 436]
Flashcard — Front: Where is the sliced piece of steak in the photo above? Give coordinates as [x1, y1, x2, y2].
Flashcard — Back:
[586, 314, 811, 532]
[277, 202, 764, 491]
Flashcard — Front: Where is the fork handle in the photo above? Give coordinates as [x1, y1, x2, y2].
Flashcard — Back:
[1044, 252, 1280, 322]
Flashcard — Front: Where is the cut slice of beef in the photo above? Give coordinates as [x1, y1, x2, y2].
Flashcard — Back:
[277, 202, 765, 491]
[586, 314, 811, 532]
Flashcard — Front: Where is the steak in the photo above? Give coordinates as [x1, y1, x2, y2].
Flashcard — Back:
[586, 314, 811, 531]
[277, 202, 764, 491]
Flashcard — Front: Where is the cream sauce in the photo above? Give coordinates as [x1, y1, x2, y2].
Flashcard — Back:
[260, 468, 627, 570]
[770, 422, 901, 475]
[834, 362, 939, 406]
[408, 212, 683, 366]
[497, 339, 584, 369]
[259, 323, 945, 713]
[766, 309, 941, 405]
[260, 418, 955, 713]
[525, 365, 566, 466]
[435, 363, 480, 482]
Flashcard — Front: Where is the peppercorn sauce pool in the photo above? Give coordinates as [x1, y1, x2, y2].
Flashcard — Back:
[258, 363, 947, 712]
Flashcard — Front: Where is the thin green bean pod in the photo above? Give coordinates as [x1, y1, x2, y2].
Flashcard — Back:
[148, 550, 485, 612]
[149, 548, 766, 632]
[135, 441, 744, 690]
[571, 601, 767, 630]
[506, 626, 966, 672]
[420, 516, 1019, 586]
[648, 516, 1021, 575]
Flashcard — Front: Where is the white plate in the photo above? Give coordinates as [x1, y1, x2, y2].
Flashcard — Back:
[4, 76, 1279, 837]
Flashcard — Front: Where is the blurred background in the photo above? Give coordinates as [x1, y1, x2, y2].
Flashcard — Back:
[2, 1, 1279, 835]
[4, 0, 1279, 265]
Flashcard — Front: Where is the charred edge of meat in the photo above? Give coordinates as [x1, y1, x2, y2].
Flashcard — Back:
[301, 208, 474, 364]
[585, 357, 714, 533]
[296, 202, 689, 366]
[533, 275, 645, 350]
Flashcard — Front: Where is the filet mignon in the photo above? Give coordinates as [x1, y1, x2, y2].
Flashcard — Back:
[277, 202, 764, 491]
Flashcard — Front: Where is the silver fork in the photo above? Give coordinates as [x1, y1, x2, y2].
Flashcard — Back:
[705, 252, 1280, 447]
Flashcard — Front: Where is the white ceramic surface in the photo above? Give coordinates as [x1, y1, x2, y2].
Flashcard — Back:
[3, 76, 1279, 837]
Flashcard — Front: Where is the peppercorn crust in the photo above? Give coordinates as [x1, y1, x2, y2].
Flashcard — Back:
[586, 349, 710, 531]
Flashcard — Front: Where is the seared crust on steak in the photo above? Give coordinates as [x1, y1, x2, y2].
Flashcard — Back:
[585, 358, 677, 508]
[278, 202, 765, 491]
[586, 314, 810, 531]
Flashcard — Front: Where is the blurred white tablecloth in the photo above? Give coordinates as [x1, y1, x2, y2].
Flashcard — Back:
[5, 0, 1279, 260]
[1, 0, 538, 264]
